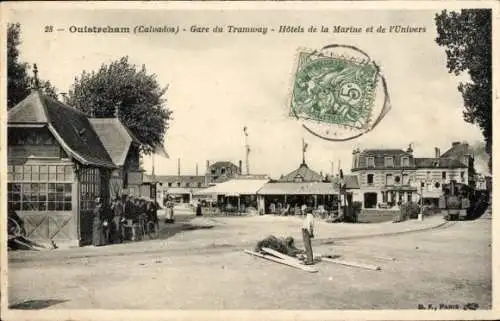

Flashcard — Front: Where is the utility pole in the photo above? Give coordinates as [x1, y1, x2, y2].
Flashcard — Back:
[244, 126, 250, 175]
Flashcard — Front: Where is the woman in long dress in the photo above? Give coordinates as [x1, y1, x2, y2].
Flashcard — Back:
[92, 198, 107, 246]
[196, 201, 202, 216]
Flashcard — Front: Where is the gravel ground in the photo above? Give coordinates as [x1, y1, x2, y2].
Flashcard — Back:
[6, 215, 491, 311]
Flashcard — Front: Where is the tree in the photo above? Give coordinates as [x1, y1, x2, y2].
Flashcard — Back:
[65, 56, 172, 154]
[7, 23, 58, 109]
[435, 9, 492, 172]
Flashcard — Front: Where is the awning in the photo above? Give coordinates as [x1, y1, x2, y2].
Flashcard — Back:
[194, 179, 269, 196]
[257, 182, 338, 195]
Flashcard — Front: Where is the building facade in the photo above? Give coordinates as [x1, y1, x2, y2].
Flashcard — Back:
[351, 143, 472, 209]
[150, 175, 207, 205]
[351, 147, 417, 208]
[205, 160, 242, 185]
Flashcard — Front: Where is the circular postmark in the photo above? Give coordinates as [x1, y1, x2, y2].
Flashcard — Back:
[289, 44, 391, 141]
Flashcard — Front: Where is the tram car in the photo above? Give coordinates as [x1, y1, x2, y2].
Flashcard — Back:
[439, 180, 471, 221]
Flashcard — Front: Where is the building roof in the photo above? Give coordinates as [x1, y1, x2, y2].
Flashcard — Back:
[414, 158, 467, 169]
[89, 118, 142, 166]
[279, 163, 323, 182]
[194, 179, 269, 196]
[209, 161, 239, 168]
[343, 175, 360, 189]
[361, 149, 411, 156]
[440, 142, 471, 159]
[143, 175, 206, 184]
[213, 174, 233, 183]
[8, 91, 115, 168]
[257, 182, 337, 195]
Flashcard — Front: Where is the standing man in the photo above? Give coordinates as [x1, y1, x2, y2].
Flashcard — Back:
[302, 208, 315, 265]
[112, 197, 124, 243]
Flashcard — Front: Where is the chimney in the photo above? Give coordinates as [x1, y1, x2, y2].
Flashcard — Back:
[452, 141, 460, 147]
[435, 147, 440, 158]
[177, 158, 181, 177]
[406, 143, 413, 155]
[205, 160, 210, 185]
[239, 160, 242, 175]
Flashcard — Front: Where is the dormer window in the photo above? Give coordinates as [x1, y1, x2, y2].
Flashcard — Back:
[385, 156, 394, 167]
[367, 157, 375, 168]
[401, 156, 410, 167]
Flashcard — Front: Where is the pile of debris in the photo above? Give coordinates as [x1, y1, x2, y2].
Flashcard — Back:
[254, 235, 304, 257]
[245, 235, 386, 273]
[8, 211, 53, 251]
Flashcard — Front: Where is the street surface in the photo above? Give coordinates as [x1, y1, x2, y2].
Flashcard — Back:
[7, 209, 491, 310]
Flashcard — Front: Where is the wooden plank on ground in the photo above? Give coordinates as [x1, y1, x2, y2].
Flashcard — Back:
[368, 255, 396, 262]
[244, 250, 318, 273]
[261, 247, 300, 262]
[321, 257, 381, 271]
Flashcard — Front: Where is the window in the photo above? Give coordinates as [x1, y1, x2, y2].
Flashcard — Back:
[8, 128, 57, 146]
[80, 167, 100, 211]
[367, 157, 375, 168]
[385, 157, 394, 167]
[395, 176, 401, 184]
[211, 169, 216, 175]
[367, 174, 374, 185]
[435, 182, 441, 188]
[442, 171, 447, 180]
[186, 183, 190, 188]
[294, 174, 304, 183]
[7, 164, 74, 211]
[221, 168, 226, 175]
[402, 174, 409, 185]
[401, 156, 410, 167]
[168, 182, 172, 187]
[177, 182, 181, 187]
[407, 192, 412, 202]
[386, 173, 394, 185]
[197, 182, 202, 188]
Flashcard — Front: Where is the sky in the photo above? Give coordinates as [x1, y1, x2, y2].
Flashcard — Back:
[5, 4, 489, 177]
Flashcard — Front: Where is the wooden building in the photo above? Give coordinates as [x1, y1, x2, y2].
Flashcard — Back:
[7, 92, 116, 246]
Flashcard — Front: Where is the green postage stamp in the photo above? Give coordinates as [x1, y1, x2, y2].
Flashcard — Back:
[290, 49, 379, 130]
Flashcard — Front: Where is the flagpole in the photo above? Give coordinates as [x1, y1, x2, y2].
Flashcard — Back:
[302, 138, 305, 165]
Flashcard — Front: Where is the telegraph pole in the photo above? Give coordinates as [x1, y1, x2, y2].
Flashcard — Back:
[244, 126, 250, 175]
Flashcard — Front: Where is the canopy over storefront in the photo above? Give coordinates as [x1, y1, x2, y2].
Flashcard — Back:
[194, 179, 269, 196]
[257, 182, 338, 195]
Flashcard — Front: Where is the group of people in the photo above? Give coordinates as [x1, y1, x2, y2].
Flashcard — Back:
[268, 201, 316, 216]
[92, 195, 160, 247]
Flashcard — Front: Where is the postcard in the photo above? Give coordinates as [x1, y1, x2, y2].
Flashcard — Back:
[1, 1, 498, 320]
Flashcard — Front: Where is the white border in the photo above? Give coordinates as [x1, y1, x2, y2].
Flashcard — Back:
[1, 1, 498, 320]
